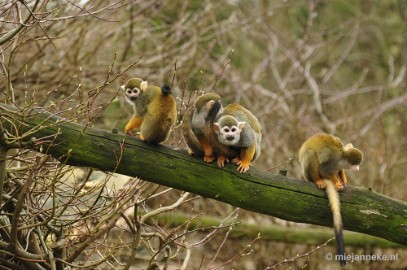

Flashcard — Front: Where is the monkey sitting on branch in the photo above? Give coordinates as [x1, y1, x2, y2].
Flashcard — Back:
[122, 78, 177, 144]
[299, 133, 363, 267]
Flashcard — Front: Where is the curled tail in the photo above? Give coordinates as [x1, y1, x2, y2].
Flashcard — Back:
[325, 180, 346, 267]
[182, 108, 204, 156]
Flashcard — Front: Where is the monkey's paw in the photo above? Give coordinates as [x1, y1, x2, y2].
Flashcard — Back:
[139, 134, 145, 141]
[334, 182, 344, 191]
[236, 160, 250, 173]
[217, 156, 229, 167]
[339, 173, 348, 187]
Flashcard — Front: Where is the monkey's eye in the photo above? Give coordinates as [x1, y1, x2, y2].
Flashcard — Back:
[126, 88, 132, 94]
[224, 128, 230, 133]
[231, 127, 237, 132]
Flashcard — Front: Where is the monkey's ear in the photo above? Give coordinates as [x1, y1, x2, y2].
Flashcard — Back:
[120, 85, 125, 91]
[213, 123, 221, 134]
[206, 100, 215, 109]
[237, 121, 245, 131]
[344, 143, 353, 150]
[140, 81, 148, 91]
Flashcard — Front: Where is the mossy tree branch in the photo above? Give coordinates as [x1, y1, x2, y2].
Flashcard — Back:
[152, 212, 405, 249]
[0, 103, 406, 246]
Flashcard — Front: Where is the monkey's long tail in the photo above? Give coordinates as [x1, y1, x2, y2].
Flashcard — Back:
[324, 180, 346, 267]
[205, 100, 222, 122]
[181, 108, 204, 156]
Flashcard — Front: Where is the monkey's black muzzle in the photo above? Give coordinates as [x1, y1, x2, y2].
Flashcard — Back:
[226, 136, 235, 141]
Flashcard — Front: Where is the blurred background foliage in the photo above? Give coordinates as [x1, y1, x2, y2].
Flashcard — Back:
[1, 0, 406, 269]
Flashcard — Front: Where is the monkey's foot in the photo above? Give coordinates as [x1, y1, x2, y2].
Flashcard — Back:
[314, 179, 327, 189]
[202, 144, 214, 163]
[126, 130, 134, 136]
[204, 155, 214, 163]
[139, 134, 145, 141]
[340, 178, 347, 188]
[217, 156, 229, 167]
[236, 160, 251, 173]
[187, 149, 195, 156]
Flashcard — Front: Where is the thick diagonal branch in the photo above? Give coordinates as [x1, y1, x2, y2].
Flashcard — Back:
[0, 103, 406, 246]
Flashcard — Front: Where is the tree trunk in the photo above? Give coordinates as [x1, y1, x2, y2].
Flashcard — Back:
[1, 103, 406, 246]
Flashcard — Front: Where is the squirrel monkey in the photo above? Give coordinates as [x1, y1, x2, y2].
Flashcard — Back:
[122, 78, 177, 144]
[298, 133, 363, 267]
[213, 104, 262, 173]
[182, 92, 224, 162]
[122, 77, 148, 112]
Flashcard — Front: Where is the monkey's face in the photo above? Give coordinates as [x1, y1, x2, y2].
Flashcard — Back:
[338, 159, 359, 172]
[124, 86, 142, 103]
[121, 79, 148, 104]
[345, 147, 363, 171]
[214, 123, 244, 146]
[348, 165, 360, 171]
[214, 116, 245, 146]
